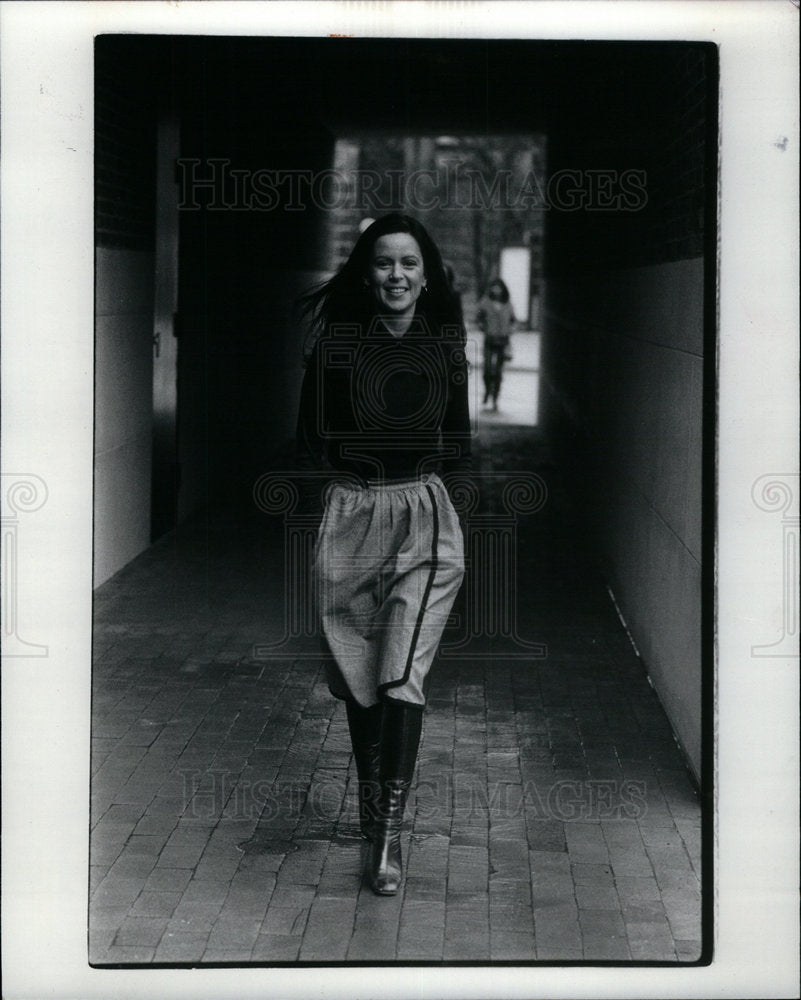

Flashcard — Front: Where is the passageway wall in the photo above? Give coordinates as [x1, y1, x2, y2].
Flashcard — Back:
[93, 39, 334, 585]
[541, 47, 714, 784]
[175, 43, 335, 513]
[543, 262, 705, 782]
[93, 50, 157, 586]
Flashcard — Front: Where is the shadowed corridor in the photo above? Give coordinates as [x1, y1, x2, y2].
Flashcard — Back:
[90, 419, 703, 964]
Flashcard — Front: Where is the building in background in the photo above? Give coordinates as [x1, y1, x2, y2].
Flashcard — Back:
[324, 134, 547, 327]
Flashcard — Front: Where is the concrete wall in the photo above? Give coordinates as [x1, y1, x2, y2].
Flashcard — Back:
[94, 248, 154, 586]
[543, 258, 704, 781]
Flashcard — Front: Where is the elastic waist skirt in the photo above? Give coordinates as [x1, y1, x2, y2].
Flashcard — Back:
[313, 472, 464, 707]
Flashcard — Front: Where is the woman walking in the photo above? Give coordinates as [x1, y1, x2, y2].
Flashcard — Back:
[476, 277, 515, 412]
[295, 214, 472, 895]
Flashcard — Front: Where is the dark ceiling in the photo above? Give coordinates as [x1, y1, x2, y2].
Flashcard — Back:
[97, 34, 712, 140]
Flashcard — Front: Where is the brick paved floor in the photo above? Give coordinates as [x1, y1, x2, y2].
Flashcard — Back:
[90, 424, 703, 964]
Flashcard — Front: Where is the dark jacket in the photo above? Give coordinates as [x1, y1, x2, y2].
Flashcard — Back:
[295, 315, 473, 518]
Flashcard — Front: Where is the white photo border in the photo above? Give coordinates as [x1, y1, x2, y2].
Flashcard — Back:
[1, 2, 798, 998]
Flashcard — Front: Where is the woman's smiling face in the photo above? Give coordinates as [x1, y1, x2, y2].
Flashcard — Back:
[366, 233, 426, 317]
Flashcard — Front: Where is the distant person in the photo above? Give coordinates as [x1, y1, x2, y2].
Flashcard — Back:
[476, 278, 515, 412]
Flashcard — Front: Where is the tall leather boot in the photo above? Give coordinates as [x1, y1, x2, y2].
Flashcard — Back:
[369, 698, 424, 896]
[345, 699, 383, 841]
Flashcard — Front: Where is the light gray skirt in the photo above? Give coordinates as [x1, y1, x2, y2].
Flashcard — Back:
[313, 472, 464, 707]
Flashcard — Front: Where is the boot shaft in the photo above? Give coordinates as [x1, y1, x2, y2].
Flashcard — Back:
[378, 698, 424, 786]
[345, 699, 382, 782]
[345, 699, 383, 840]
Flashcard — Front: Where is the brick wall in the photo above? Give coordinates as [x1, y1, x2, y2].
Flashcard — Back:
[546, 45, 711, 273]
[95, 42, 157, 250]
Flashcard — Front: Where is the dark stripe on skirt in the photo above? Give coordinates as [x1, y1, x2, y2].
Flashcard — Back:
[378, 482, 440, 696]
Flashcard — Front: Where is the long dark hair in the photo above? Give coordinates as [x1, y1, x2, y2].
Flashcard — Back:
[298, 213, 464, 356]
